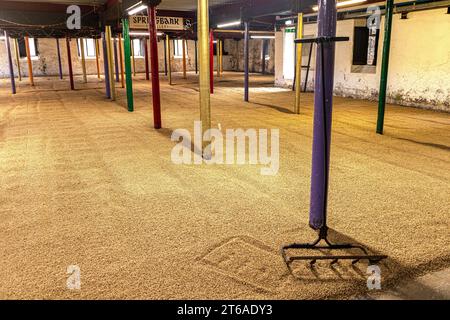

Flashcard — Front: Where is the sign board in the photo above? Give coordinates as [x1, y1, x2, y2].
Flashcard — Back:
[130, 15, 192, 30]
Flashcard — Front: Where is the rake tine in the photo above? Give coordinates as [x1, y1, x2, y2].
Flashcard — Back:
[281, 232, 387, 277]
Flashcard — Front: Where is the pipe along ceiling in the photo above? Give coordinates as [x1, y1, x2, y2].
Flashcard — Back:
[1, 0, 447, 38]
[0, 0, 314, 38]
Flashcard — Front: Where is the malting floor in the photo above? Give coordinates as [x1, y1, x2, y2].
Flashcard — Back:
[0, 72, 449, 299]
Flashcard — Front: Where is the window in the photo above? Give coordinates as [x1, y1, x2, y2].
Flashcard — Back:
[173, 39, 186, 58]
[132, 39, 144, 58]
[18, 38, 39, 58]
[77, 38, 96, 59]
[352, 24, 379, 66]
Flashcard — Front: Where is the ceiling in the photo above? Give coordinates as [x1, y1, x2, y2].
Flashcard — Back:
[2, 0, 386, 38]
[158, 0, 240, 11]
[0, 0, 239, 7]
[0, 0, 107, 4]
[0, 0, 295, 37]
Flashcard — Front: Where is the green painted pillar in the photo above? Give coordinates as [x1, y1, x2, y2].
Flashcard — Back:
[122, 18, 134, 112]
[376, 0, 394, 135]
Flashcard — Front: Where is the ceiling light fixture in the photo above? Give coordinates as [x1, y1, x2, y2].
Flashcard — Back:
[217, 20, 241, 28]
[127, 1, 148, 16]
[129, 31, 164, 36]
[251, 35, 275, 39]
[312, 0, 367, 11]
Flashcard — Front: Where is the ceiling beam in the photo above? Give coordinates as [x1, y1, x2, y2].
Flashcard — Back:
[0, 1, 103, 38]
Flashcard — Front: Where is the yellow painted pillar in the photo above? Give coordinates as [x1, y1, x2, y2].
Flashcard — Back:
[166, 35, 172, 85]
[24, 36, 34, 86]
[198, 0, 211, 155]
[80, 38, 87, 83]
[105, 26, 116, 100]
[13, 38, 21, 81]
[294, 13, 303, 114]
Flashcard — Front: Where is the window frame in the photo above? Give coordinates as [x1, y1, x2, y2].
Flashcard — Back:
[131, 38, 145, 58]
[18, 38, 39, 59]
[173, 39, 186, 59]
[77, 38, 97, 59]
[352, 24, 380, 67]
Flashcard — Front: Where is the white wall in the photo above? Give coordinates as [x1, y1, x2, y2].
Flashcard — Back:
[275, 8, 450, 111]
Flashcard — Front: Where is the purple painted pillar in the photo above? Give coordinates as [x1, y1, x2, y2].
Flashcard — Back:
[309, 0, 337, 230]
[4, 31, 16, 94]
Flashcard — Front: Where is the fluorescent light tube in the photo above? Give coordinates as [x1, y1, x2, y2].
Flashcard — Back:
[128, 4, 148, 15]
[129, 31, 164, 36]
[251, 35, 275, 39]
[312, 0, 367, 11]
[217, 20, 241, 28]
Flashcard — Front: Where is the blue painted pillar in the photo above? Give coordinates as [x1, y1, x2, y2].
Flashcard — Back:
[102, 32, 111, 99]
[4, 31, 16, 94]
[309, 0, 337, 230]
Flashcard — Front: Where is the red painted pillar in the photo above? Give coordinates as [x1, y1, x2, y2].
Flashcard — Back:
[66, 37, 75, 90]
[209, 29, 214, 94]
[144, 38, 150, 81]
[147, 6, 162, 129]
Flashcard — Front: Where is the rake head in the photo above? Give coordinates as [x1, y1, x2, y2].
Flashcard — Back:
[281, 228, 387, 270]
